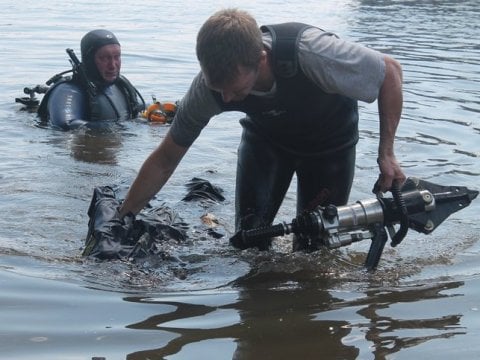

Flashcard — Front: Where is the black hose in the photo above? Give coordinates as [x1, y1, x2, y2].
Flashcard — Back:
[390, 181, 409, 246]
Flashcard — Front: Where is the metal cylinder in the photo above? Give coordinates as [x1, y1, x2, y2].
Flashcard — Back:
[336, 198, 385, 230]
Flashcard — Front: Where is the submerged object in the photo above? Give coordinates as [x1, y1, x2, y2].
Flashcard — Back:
[182, 177, 225, 202]
[83, 186, 188, 260]
[230, 177, 478, 270]
[83, 178, 225, 260]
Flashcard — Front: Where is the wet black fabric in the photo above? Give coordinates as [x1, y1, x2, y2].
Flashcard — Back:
[182, 177, 225, 202]
[83, 178, 224, 260]
[82, 186, 188, 260]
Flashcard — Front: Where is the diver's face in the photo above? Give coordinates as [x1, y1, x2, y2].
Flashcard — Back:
[94, 44, 121, 83]
[205, 65, 258, 103]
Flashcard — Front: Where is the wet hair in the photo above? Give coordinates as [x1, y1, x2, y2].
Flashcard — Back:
[80, 29, 120, 82]
[196, 8, 263, 87]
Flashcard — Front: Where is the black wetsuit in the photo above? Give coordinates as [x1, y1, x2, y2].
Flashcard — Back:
[38, 75, 144, 130]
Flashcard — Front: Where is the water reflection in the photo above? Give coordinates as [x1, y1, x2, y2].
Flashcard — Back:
[328, 280, 465, 359]
[34, 121, 126, 165]
[123, 272, 358, 360]
[230, 272, 358, 360]
[68, 126, 123, 165]
[120, 277, 466, 359]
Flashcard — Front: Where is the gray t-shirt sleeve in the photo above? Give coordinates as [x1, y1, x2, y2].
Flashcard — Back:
[169, 72, 222, 147]
[298, 27, 386, 103]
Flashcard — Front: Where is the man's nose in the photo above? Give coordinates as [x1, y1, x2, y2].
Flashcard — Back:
[107, 58, 118, 68]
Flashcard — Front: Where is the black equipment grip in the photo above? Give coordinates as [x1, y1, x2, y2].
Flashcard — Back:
[230, 223, 288, 249]
[390, 181, 409, 246]
[244, 223, 288, 241]
[23, 85, 48, 95]
[66, 48, 96, 97]
[365, 222, 388, 271]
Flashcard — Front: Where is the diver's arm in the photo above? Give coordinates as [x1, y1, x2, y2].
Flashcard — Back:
[376, 55, 406, 192]
[119, 131, 189, 217]
[47, 83, 89, 130]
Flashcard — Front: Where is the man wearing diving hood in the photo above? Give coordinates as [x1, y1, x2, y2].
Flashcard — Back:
[38, 29, 145, 130]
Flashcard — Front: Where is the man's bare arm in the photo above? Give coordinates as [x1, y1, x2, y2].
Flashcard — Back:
[119, 131, 189, 217]
[376, 55, 406, 192]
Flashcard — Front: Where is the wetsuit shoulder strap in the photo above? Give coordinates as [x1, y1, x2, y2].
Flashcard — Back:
[260, 22, 312, 78]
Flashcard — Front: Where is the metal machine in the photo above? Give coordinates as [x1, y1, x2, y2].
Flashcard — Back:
[230, 177, 478, 270]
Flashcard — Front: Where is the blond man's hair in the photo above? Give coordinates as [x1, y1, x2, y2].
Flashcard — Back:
[196, 8, 263, 87]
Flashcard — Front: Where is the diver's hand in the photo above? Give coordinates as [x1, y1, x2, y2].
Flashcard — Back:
[373, 154, 406, 193]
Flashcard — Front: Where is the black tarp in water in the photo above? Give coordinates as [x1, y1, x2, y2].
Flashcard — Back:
[83, 178, 225, 260]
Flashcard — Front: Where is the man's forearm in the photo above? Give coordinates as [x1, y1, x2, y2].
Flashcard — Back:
[378, 55, 403, 159]
[376, 55, 405, 191]
[119, 132, 188, 216]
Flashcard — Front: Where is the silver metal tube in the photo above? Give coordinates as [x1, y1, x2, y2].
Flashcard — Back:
[336, 198, 385, 230]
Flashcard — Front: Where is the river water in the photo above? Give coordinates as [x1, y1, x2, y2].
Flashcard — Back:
[1, 0, 479, 359]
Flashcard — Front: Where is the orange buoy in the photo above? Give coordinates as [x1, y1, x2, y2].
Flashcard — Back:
[148, 109, 167, 123]
[142, 99, 177, 124]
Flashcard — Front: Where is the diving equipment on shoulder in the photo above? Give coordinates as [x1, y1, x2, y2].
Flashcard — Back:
[15, 49, 81, 111]
[15, 85, 49, 109]
[66, 48, 96, 98]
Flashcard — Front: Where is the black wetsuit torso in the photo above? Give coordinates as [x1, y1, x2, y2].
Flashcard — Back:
[38, 74, 144, 130]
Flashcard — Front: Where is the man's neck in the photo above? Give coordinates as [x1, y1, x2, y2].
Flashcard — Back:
[253, 55, 275, 92]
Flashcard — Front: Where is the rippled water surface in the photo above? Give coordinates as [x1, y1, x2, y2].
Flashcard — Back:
[1, 1, 479, 359]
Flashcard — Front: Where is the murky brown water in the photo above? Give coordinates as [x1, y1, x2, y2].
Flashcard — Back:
[1, 0, 479, 359]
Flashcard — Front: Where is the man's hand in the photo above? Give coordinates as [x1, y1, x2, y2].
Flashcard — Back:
[373, 155, 406, 193]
